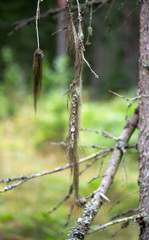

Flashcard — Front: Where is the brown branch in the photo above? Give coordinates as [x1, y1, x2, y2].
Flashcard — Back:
[66, 108, 138, 239]
[9, 0, 111, 35]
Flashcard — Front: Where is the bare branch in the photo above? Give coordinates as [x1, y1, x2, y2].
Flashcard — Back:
[88, 214, 140, 234]
[0, 148, 112, 193]
[109, 190, 139, 211]
[0, 140, 136, 194]
[81, 128, 119, 140]
[109, 90, 149, 102]
[110, 208, 139, 220]
[48, 185, 73, 214]
[66, 108, 138, 239]
[9, 0, 111, 35]
[48, 140, 137, 150]
[79, 144, 108, 149]
[0, 180, 27, 193]
[47, 151, 110, 217]
[64, 203, 75, 227]
[83, 56, 99, 78]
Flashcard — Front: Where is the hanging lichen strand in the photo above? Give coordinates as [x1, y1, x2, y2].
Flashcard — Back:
[66, 0, 84, 201]
[32, 48, 43, 112]
[32, 0, 44, 113]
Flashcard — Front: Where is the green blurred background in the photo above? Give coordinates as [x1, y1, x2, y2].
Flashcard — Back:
[0, 0, 139, 239]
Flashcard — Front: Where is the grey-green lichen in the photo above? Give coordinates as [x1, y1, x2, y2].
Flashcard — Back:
[66, 201, 99, 240]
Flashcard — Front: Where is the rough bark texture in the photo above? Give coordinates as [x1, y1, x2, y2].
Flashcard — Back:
[138, 1, 149, 239]
[66, 109, 138, 240]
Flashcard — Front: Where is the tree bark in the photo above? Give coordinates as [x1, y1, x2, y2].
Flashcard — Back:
[138, 1, 149, 239]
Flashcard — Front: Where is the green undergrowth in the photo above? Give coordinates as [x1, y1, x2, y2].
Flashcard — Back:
[0, 91, 139, 239]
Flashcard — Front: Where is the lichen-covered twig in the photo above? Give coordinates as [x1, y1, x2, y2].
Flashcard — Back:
[0, 148, 112, 193]
[66, 108, 138, 239]
[0, 180, 27, 193]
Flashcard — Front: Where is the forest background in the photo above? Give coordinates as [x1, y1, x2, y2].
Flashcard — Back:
[0, 0, 140, 239]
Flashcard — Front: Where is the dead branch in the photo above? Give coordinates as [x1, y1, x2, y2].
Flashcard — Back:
[48, 185, 73, 214]
[110, 208, 139, 220]
[109, 190, 139, 211]
[88, 214, 140, 234]
[109, 90, 149, 102]
[49, 140, 137, 150]
[9, 0, 111, 35]
[81, 128, 119, 140]
[0, 180, 27, 193]
[66, 108, 138, 239]
[0, 148, 112, 193]
[64, 203, 75, 227]
[47, 151, 111, 217]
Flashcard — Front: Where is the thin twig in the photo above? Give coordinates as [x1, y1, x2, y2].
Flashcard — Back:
[0, 180, 27, 193]
[81, 127, 108, 136]
[48, 151, 111, 215]
[109, 190, 139, 211]
[0, 148, 112, 193]
[48, 185, 73, 214]
[88, 214, 140, 234]
[79, 144, 108, 149]
[109, 90, 149, 102]
[110, 208, 139, 220]
[48, 141, 137, 150]
[48, 141, 68, 147]
[36, 0, 41, 48]
[88, 175, 104, 184]
[83, 56, 99, 78]
[81, 128, 117, 140]
[64, 203, 75, 227]
[88, 156, 105, 184]
[49, 141, 108, 149]
[80, 152, 110, 176]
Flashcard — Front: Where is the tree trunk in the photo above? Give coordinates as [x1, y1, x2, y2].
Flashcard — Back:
[138, 1, 149, 239]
